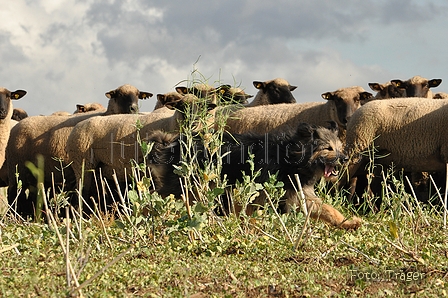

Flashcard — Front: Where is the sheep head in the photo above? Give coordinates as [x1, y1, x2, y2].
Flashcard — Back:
[216, 84, 253, 105]
[368, 81, 407, 100]
[175, 83, 217, 101]
[321, 86, 370, 127]
[252, 78, 297, 105]
[75, 103, 105, 113]
[105, 84, 153, 114]
[0, 88, 27, 120]
[154, 92, 183, 110]
[390, 75, 442, 98]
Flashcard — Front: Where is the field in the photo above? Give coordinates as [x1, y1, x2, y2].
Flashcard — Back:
[1, 178, 447, 297]
[1, 80, 448, 297]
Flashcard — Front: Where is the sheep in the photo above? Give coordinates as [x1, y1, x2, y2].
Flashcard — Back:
[216, 85, 253, 105]
[51, 111, 72, 116]
[51, 102, 107, 116]
[12, 108, 28, 121]
[219, 86, 372, 141]
[367, 81, 406, 102]
[7, 84, 152, 218]
[433, 92, 448, 99]
[176, 79, 296, 107]
[0, 88, 27, 188]
[74, 103, 106, 113]
[356, 77, 444, 200]
[152, 92, 184, 111]
[0, 88, 27, 169]
[390, 75, 442, 98]
[245, 78, 296, 106]
[146, 122, 361, 230]
[65, 94, 217, 211]
[344, 98, 448, 206]
[175, 83, 218, 106]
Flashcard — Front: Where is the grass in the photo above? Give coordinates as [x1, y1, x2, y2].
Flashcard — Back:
[1, 72, 448, 297]
[1, 198, 447, 297]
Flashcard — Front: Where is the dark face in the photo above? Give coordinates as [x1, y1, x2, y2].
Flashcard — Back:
[391, 78, 442, 98]
[255, 80, 297, 104]
[111, 90, 140, 113]
[106, 86, 152, 114]
[216, 85, 253, 105]
[322, 90, 368, 127]
[0, 89, 27, 120]
[0, 92, 11, 120]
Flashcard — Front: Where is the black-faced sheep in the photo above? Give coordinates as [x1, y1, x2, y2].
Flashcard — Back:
[0, 88, 27, 169]
[216, 85, 253, 105]
[367, 82, 406, 102]
[220, 86, 372, 141]
[433, 92, 448, 99]
[146, 122, 361, 230]
[74, 103, 106, 113]
[175, 83, 254, 106]
[345, 98, 448, 206]
[12, 108, 28, 121]
[175, 83, 217, 103]
[390, 75, 442, 98]
[7, 84, 152, 218]
[65, 94, 217, 211]
[0, 88, 27, 188]
[245, 78, 296, 106]
[152, 92, 184, 111]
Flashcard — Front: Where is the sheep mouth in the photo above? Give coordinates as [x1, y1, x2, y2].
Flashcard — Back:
[324, 164, 339, 178]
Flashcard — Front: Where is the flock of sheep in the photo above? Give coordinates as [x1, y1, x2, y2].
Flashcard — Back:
[1, 75, 447, 227]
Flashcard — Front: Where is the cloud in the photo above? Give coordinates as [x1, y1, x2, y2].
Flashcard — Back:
[1, 0, 448, 115]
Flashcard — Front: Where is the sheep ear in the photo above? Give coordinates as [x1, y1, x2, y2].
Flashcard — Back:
[321, 92, 333, 100]
[76, 104, 86, 113]
[105, 90, 115, 99]
[253, 81, 265, 90]
[289, 85, 297, 91]
[139, 92, 153, 99]
[11, 90, 27, 100]
[429, 79, 442, 88]
[175, 86, 189, 95]
[368, 83, 382, 92]
[390, 79, 405, 88]
[156, 94, 165, 104]
[360, 92, 373, 101]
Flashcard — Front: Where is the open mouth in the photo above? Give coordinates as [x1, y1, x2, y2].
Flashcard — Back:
[324, 164, 339, 178]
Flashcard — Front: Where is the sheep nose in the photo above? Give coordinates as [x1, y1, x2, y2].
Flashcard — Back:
[130, 105, 139, 113]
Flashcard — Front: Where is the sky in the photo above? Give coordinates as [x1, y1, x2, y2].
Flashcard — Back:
[2, 0, 448, 115]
